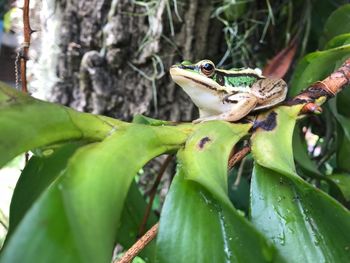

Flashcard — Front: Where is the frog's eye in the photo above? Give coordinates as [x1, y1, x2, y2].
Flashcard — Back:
[200, 61, 215, 76]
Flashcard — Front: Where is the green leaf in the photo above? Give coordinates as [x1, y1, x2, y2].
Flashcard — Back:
[321, 4, 350, 47]
[0, 124, 189, 263]
[336, 85, 350, 118]
[156, 121, 281, 263]
[251, 164, 350, 262]
[324, 33, 350, 49]
[179, 121, 251, 205]
[117, 181, 158, 262]
[289, 45, 350, 97]
[156, 172, 279, 263]
[328, 173, 350, 201]
[336, 128, 350, 172]
[0, 82, 124, 167]
[5, 142, 85, 242]
[132, 114, 171, 126]
[251, 106, 303, 176]
[331, 88, 350, 172]
[251, 105, 350, 262]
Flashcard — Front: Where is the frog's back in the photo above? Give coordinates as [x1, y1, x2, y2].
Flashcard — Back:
[215, 67, 264, 91]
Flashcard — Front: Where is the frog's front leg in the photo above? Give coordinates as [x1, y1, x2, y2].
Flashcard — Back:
[193, 93, 258, 123]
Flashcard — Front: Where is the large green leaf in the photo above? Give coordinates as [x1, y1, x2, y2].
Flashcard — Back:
[5, 142, 85, 242]
[0, 82, 124, 167]
[320, 4, 350, 47]
[289, 44, 350, 96]
[250, 106, 350, 262]
[156, 121, 281, 263]
[0, 124, 190, 263]
[251, 164, 350, 262]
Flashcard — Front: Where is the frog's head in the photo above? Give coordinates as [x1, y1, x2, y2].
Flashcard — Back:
[170, 60, 223, 92]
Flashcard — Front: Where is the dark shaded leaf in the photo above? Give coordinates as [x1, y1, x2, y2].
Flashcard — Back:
[321, 4, 350, 47]
[328, 173, 350, 201]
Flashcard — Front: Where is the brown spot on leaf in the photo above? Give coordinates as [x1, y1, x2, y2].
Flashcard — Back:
[198, 136, 211, 149]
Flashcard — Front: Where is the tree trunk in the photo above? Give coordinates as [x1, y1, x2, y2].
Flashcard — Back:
[50, 0, 224, 121]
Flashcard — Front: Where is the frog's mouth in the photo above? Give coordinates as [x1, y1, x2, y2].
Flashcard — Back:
[170, 67, 223, 92]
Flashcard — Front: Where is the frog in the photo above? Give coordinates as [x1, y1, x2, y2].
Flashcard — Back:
[170, 59, 288, 123]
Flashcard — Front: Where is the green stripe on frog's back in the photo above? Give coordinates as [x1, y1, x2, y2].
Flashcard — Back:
[213, 70, 263, 90]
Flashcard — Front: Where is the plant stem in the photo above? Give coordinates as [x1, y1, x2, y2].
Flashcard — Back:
[138, 155, 172, 237]
[228, 145, 251, 170]
[20, 0, 32, 93]
[115, 223, 159, 263]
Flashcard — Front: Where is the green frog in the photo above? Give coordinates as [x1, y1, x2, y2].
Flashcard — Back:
[170, 60, 287, 123]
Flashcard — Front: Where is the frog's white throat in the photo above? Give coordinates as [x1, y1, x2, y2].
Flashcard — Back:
[170, 67, 231, 116]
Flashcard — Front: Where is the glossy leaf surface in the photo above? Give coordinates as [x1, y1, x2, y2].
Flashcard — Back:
[156, 122, 281, 263]
[251, 106, 350, 262]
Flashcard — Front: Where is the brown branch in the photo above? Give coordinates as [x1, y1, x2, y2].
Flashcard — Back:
[138, 155, 172, 237]
[115, 223, 159, 263]
[228, 145, 251, 170]
[286, 57, 350, 113]
[20, 0, 32, 93]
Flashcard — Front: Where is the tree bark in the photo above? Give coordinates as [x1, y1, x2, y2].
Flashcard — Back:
[51, 0, 223, 121]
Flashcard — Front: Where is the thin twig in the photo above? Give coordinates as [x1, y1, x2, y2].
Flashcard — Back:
[228, 145, 251, 170]
[20, 0, 32, 93]
[233, 156, 247, 187]
[115, 223, 159, 263]
[20, 0, 32, 164]
[138, 155, 172, 237]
